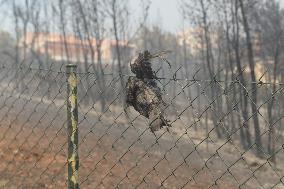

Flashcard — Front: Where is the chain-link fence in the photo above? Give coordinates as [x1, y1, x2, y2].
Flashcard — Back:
[0, 53, 283, 189]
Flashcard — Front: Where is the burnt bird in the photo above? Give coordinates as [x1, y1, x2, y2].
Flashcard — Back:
[130, 50, 171, 79]
[125, 50, 171, 132]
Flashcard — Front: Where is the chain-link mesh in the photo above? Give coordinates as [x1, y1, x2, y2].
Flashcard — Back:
[0, 56, 283, 189]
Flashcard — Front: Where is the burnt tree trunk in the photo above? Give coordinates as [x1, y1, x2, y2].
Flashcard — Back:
[233, 0, 251, 149]
[239, 0, 263, 155]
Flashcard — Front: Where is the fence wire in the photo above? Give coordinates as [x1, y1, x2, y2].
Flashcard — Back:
[0, 56, 282, 189]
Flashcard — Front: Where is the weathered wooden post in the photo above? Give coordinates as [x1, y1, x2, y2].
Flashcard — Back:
[66, 64, 79, 189]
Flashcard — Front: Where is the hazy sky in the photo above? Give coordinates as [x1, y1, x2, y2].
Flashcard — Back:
[130, 0, 182, 33]
[1, 0, 284, 35]
[0, 0, 182, 34]
[130, 0, 284, 34]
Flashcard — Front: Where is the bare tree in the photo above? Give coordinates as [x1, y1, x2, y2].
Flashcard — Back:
[104, 0, 130, 108]
[231, 0, 252, 149]
[256, 0, 284, 162]
[239, 0, 263, 155]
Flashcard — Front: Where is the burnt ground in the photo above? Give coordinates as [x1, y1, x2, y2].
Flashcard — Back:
[0, 86, 283, 189]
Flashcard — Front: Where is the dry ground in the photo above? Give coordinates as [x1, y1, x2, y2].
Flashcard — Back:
[0, 117, 283, 189]
[0, 86, 282, 189]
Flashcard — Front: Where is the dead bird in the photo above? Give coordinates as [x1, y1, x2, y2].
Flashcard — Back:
[125, 50, 171, 132]
[130, 50, 171, 80]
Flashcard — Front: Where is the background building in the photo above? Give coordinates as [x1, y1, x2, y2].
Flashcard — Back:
[19, 32, 135, 65]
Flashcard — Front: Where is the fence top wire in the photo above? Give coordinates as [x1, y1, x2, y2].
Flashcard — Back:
[2, 64, 284, 86]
